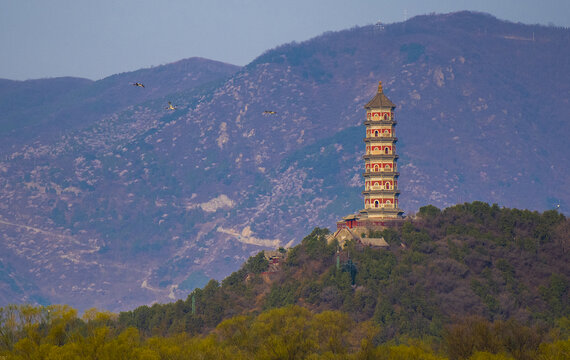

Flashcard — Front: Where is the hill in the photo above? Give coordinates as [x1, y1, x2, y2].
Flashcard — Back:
[116, 202, 569, 339]
[0, 11, 569, 312]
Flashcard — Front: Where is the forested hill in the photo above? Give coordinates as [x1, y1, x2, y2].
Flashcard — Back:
[119, 202, 569, 338]
[1, 202, 568, 359]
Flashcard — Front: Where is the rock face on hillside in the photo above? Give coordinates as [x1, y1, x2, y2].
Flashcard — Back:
[0, 12, 569, 311]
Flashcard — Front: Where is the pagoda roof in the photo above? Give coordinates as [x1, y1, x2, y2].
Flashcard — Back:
[364, 81, 396, 109]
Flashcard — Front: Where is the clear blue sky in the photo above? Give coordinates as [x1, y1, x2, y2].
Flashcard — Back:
[1, 0, 568, 81]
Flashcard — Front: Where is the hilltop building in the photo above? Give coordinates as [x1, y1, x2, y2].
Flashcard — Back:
[330, 82, 404, 246]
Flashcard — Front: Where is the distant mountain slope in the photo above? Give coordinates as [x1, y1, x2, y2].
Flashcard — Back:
[0, 11, 569, 312]
[0, 77, 92, 134]
[0, 57, 240, 146]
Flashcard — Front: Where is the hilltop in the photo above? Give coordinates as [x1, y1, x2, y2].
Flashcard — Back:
[0, 11, 569, 311]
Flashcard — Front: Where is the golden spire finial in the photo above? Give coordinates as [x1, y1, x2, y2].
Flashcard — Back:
[378, 81, 383, 93]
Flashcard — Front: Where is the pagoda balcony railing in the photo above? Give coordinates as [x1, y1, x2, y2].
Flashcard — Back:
[362, 189, 401, 195]
[364, 120, 397, 126]
[363, 203, 400, 209]
[363, 172, 399, 179]
[363, 168, 398, 174]
[363, 153, 399, 158]
[364, 136, 398, 142]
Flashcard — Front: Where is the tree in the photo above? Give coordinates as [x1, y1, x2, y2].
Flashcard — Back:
[418, 205, 441, 218]
[245, 251, 269, 274]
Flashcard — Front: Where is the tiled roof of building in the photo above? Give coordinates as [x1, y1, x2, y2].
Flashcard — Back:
[364, 81, 396, 109]
[360, 237, 389, 247]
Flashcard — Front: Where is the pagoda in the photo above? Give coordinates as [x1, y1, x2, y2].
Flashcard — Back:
[336, 81, 404, 232]
[360, 81, 404, 220]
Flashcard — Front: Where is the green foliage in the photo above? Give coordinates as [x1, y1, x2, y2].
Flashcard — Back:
[402, 221, 433, 253]
[0, 300, 563, 359]
[419, 204, 442, 218]
[380, 227, 401, 246]
[215, 306, 377, 358]
[372, 342, 448, 359]
[264, 282, 300, 310]
[444, 317, 544, 360]
[470, 279, 500, 316]
[245, 251, 269, 274]
[539, 274, 569, 319]
[353, 247, 396, 290]
[302, 227, 333, 259]
[221, 268, 247, 291]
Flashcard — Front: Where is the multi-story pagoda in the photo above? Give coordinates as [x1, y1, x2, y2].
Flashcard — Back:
[360, 81, 404, 220]
[335, 81, 404, 234]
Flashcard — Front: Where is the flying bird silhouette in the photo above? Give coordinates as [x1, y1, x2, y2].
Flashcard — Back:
[132, 82, 145, 88]
[166, 101, 177, 110]
[263, 110, 276, 115]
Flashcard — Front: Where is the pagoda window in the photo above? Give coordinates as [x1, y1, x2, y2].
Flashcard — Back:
[386, 182, 391, 190]
[385, 148, 389, 154]
[374, 164, 379, 172]
[374, 130, 379, 137]
[374, 200, 380, 208]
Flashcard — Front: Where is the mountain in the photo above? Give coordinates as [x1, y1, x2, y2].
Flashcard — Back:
[0, 11, 569, 312]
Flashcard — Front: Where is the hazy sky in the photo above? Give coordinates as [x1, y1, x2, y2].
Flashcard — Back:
[1, 0, 568, 81]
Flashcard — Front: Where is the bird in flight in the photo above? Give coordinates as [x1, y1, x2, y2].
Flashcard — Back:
[263, 110, 276, 115]
[132, 82, 145, 88]
[166, 101, 177, 110]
